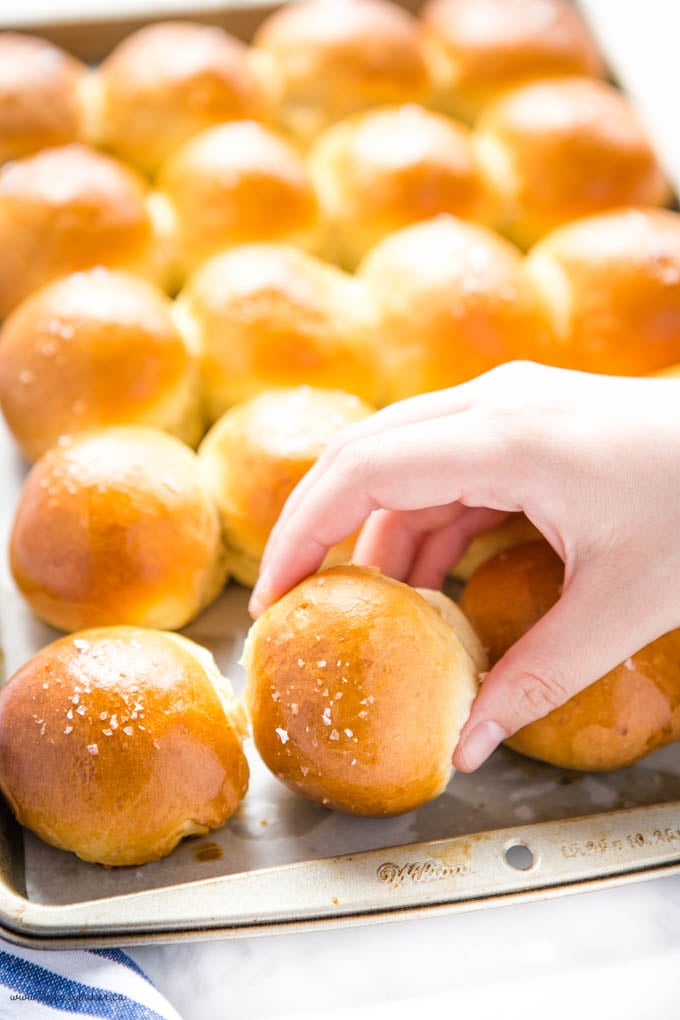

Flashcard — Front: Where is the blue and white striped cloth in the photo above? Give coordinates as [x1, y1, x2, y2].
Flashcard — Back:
[0, 939, 183, 1019]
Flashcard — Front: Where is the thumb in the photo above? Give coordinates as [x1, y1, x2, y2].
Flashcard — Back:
[452, 562, 653, 772]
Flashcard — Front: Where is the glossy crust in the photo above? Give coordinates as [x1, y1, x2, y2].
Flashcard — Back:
[309, 102, 494, 268]
[10, 427, 228, 632]
[252, 0, 431, 143]
[460, 541, 680, 770]
[421, 0, 604, 123]
[198, 388, 375, 586]
[244, 565, 486, 815]
[358, 214, 555, 402]
[525, 208, 680, 375]
[450, 514, 542, 581]
[156, 122, 318, 278]
[0, 627, 249, 866]
[93, 21, 268, 175]
[476, 77, 671, 249]
[0, 33, 87, 164]
[0, 269, 202, 462]
[0, 144, 170, 318]
[175, 244, 381, 419]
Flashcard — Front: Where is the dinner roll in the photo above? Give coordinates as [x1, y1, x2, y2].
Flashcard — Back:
[156, 122, 317, 278]
[475, 77, 671, 249]
[199, 387, 375, 587]
[92, 22, 269, 175]
[0, 144, 172, 318]
[0, 33, 88, 165]
[460, 541, 680, 770]
[309, 102, 494, 268]
[10, 427, 227, 632]
[0, 269, 202, 462]
[244, 565, 486, 815]
[450, 514, 542, 581]
[358, 215, 554, 402]
[421, 0, 604, 123]
[525, 208, 680, 375]
[252, 0, 431, 144]
[0, 627, 249, 866]
[175, 244, 380, 420]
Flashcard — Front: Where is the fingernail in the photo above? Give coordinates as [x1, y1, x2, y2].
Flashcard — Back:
[456, 721, 507, 772]
[248, 569, 272, 618]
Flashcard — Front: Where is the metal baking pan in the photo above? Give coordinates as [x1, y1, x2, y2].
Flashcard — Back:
[0, 0, 679, 948]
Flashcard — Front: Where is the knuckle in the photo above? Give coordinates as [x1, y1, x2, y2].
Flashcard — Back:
[513, 664, 572, 721]
[331, 436, 378, 483]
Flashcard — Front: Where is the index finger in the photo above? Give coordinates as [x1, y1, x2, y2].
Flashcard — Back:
[249, 409, 517, 615]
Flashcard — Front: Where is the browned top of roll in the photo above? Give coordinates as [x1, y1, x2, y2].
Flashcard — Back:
[244, 564, 483, 815]
[0, 268, 200, 462]
[10, 426, 227, 633]
[476, 77, 671, 248]
[309, 102, 494, 268]
[358, 214, 555, 402]
[422, 0, 604, 122]
[156, 122, 318, 274]
[0, 33, 87, 165]
[460, 540, 680, 769]
[95, 21, 269, 174]
[525, 207, 680, 376]
[0, 144, 157, 318]
[0, 627, 248, 865]
[252, 0, 431, 142]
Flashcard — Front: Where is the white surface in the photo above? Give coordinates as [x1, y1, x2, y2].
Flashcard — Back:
[129, 3, 680, 1017]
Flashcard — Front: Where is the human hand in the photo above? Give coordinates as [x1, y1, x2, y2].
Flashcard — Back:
[249, 362, 680, 771]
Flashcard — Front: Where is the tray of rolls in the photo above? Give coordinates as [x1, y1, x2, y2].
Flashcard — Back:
[0, 0, 679, 947]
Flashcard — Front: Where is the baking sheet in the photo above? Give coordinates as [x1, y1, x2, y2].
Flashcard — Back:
[0, 0, 679, 946]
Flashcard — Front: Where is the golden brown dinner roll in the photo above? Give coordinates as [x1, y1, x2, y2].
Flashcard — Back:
[0, 268, 202, 462]
[10, 427, 227, 632]
[421, 0, 604, 123]
[460, 541, 680, 770]
[309, 102, 494, 269]
[475, 77, 671, 249]
[525, 208, 680, 375]
[155, 121, 317, 278]
[0, 144, 172, 318]
[252, 0, 431, 145]
[175, 244, 381, 420]
[199, 387, 375, 586]
[0, 627, 249, 865]
[357, 214, 554, 402]
[0, 33, 88, 165]
[450, 514, 542, 581]
[244, 565, 486, 815]
[92, 22, 269, 175]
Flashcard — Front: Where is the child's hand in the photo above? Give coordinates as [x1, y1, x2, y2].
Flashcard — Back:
[250, 363, 680, 770]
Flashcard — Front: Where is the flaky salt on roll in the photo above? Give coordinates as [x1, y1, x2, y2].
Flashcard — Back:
[421, 0, 604, 123]
[91, 22, 269, 175]
[244, 565, 487, 815]
[0, 144, 172, 318]
[525, 208, 680, 375]
[475, 77, 671, 249]
[357, 214, 554, 403]
[460, 541, 680, 770]
[0, 269, 202, 462]
[0, 627, 249, 866]
[199, 387, 375, 587]
[155, 122, 318, 279]
[10, 427, 227, 633]
[0, 33, 88, 165]
[308, 102, 494, 269]
[252, 0, 431, 145]
[175, 244, 381, 421]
